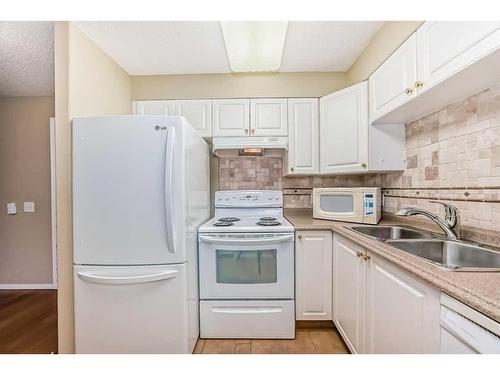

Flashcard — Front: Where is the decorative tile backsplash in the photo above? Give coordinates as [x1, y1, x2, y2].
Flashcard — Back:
[218, 83, 500, 235]
[382, 83, 500, 232]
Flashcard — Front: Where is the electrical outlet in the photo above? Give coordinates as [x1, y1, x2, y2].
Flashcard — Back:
[24, 201, 35, 213]
[7, 203, 16, 215]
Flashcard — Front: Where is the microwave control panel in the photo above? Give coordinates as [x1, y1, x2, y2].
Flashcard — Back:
[364, 193, 375, 216]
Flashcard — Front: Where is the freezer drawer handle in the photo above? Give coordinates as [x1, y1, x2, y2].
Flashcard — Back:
[165, 127, 176, 254]
[211, 306, 283, 314]
[199, 234, 293, 245]
[77, 270, 178, 285]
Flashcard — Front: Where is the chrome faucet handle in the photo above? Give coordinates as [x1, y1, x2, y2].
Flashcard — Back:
[429, 200, 458, 228]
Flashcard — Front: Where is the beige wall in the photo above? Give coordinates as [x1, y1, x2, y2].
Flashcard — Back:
[346, 21, 424, 85]
[0, 96, 54, 285]
[132, 72, 347, 100]
[55, 21, 132, 354]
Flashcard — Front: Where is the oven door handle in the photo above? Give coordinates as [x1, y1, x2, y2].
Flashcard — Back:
[199, 234, 294, 245]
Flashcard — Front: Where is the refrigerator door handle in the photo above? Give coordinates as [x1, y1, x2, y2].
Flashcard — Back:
[77, 270, 178, 285]
[165, 127, 176, 254]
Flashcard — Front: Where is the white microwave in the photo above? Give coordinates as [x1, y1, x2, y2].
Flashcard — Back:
[312, 187, 381, 224]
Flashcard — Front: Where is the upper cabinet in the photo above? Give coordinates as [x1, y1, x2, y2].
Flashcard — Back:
[250, 99, 288, 136]
[173, 100, 212, 138]
[133, 100, 174, 116]
[284, 98, 319, 175]
[416, 22, 500, 94]
[370, 22, 500, 124]
[212, 99, 250, 137]
[369, 33, 417, 123]
[320, 82, 369, 174]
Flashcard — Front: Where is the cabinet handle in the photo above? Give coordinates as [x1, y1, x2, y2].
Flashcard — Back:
[415, 81, 424, 88]
[363, 254, 371, 261]
[244, 129, 249, 134]
[361, 163, 367, 168]
[251, 129, 255, 134]
[405, 88, 413, 95]
[356, 251, 363, 258]
[290, 167, 295, 171]
[297, 234, 302, 239]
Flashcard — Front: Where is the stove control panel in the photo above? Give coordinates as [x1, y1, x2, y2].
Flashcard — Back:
[215, 190, 283, 207]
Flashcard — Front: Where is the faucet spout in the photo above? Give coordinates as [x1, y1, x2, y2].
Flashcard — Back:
[395, 202, 460, 240]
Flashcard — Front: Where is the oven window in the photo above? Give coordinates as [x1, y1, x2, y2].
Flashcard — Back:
[216, 249, 277, 284]
[320, 195, 354, 213]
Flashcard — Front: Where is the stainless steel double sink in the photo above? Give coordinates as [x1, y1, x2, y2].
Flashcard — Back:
[350, 225, 500, 272]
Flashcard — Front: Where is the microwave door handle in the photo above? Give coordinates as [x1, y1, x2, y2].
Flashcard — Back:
[199, 234, 293, 245]
[164, 127, 176, 254]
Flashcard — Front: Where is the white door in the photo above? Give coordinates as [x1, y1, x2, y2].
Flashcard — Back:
[417, 21, 500, 94]
[174, 100, 212, 137]
[369, 33, 417, 123]
[285, 98, 319, 175]
[320, 82, 369, 174]
[74, 264, 189, 353]
[365, 252, 440, 353]
[333, 235, 366, 353]
[212, 99, 250, 136]
[133, 100, 175, 115]
[250, 98, 287, 136]
[295, 231, 332, 320]
[73, 117, 183, 265]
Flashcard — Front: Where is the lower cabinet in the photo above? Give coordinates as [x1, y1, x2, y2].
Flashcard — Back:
[295, 231, 332, 320]
[333, 235, 366, 353]
[332, 234, 441, 353]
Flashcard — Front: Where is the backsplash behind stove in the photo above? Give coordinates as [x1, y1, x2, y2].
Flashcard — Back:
[218, 157, 384, 208]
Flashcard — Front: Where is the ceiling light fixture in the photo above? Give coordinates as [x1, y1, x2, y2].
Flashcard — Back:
[220, 21, 288, 73]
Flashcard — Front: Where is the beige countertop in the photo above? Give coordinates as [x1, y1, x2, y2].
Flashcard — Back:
[284, 208, 500, 323]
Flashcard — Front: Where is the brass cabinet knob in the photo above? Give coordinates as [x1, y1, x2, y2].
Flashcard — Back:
[356, 251, 363, 258]
[251, 129, 255, 134]
[297, 234, 303, 239]
[244, 129, 249, 134]
[290, 167, 295, 171]
[415, 81, 424, 88]
[363, 254, 371, 261]
[405, 88, 413, 95]
[361, 163, 367, 168]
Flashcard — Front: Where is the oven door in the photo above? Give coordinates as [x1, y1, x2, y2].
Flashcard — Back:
[312, 189, 364, 223]
[198, 233, 294, 299]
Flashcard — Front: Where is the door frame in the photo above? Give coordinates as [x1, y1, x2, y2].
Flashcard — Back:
[50, 117, 58, 289]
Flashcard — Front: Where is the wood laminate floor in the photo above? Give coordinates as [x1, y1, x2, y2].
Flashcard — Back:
[194, 321, 350, 354]
[0, 290, 58, 354]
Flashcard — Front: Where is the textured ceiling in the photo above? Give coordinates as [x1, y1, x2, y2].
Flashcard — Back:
[0, 22, 54, 96]
[76, 21, 384, 75]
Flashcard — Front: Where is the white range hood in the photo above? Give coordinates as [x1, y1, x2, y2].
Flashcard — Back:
[212, 136, 288, 157]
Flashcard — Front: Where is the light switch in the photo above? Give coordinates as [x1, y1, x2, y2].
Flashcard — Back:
[7, 203, 16, 215]
[24, 201, 35, 213]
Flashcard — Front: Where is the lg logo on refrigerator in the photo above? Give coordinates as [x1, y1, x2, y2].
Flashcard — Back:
[155, 125, 167, 131]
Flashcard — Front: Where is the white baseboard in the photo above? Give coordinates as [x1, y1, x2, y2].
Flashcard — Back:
[0, 284, 56, 290]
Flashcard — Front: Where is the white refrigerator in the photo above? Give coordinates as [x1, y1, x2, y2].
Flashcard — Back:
[72, 116, 210, 353]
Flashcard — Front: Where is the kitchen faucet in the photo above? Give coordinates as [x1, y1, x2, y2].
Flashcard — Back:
[395, 201, 460, 240]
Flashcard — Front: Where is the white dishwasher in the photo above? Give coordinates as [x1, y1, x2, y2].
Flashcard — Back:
[440, 294, 500, 354]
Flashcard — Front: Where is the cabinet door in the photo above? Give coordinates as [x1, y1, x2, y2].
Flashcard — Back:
[250, 99, 287, 136]
[212, 99, 250, 137]
[417, 22, 500, 94]
[295, 231, 332, 320]
[285, 98, 319, 175]
[320, 81, 369, 174]
[365, 252, 440, 354]
[332, 235, 366, 353]
[173, 100, 212, 137]
[369, 33, 417, 123]
[133, 100, 175, 115]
